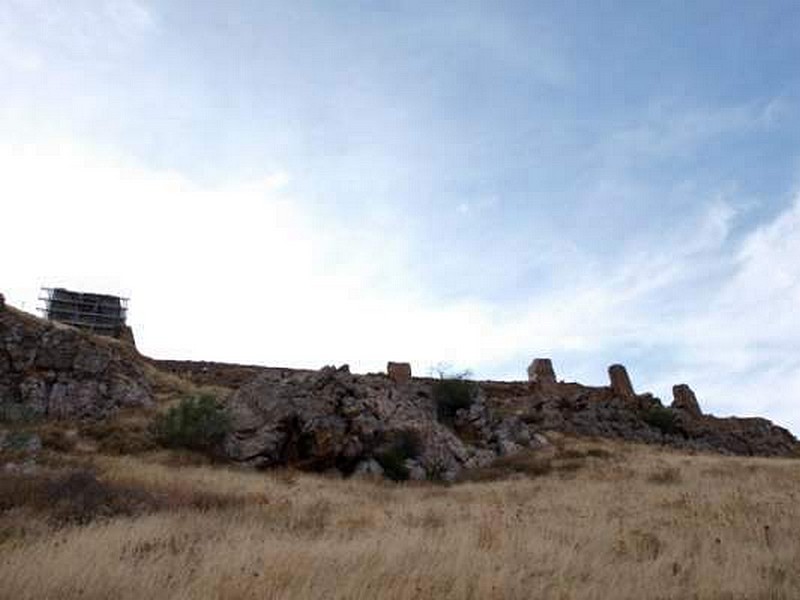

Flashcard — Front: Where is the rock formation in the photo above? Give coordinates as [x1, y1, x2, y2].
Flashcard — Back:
[608, 364, 635, 399]
[387, 361, 412, 385]
[528, 358, 556, 385]
[480, 376, 797, 456]
[223, 364, 529, 480]
[0, 302, 153, 421]
[177, 354, 798, 460]
[1, 294, 797, 472]
[671, 384, 702, 417]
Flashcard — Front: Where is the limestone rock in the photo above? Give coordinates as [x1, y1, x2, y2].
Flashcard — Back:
[608, 364, 635, 399]
[73, 345, 112, 375]
[387, 362, 412, 385]
[528, 358, 556, 384]
[0, 305, 153, 421]
[224, 365, 533, 479]
[353, 458, 384, 478]
[478, 373, 798, 457]
[404, 459, 427, 481]
[19, 376, 49, 418]
[671, 384, 702, 418]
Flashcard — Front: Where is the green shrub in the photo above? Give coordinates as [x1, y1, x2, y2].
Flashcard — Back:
[375, 430, 422, 482]
[0, 403, 42, 424]
[151, 395, 230, 452]
[642, 406, 680, 435]
[40, 429, 77, 453]
[432, 371, 475, 425]
[375, 448, 410, 482]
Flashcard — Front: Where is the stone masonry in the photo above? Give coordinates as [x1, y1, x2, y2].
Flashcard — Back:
[528, 358, 556, 385]
[387, 361, 412, 385]
[672, 384, 702, 417]
[608, 364, 635, 399]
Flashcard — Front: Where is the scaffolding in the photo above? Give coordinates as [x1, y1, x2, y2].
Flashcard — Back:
[39, 287, 128, 337]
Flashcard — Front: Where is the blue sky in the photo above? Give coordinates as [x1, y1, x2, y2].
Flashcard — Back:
[2, 1, 800, 432]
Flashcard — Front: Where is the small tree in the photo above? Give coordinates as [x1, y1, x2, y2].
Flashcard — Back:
[151, 395, 230, 452]
[375, 430, 422, 482]
[432, 369, 475, 426]
[642, 406, 680, 435]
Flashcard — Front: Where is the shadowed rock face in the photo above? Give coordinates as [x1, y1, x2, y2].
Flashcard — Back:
[0, 305, 153, 421]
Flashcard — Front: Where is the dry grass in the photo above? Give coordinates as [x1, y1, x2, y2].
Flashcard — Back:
[1, 438, 800, 599]
[142, 363, 232, 406]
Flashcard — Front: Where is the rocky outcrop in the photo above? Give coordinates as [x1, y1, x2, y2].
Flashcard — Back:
[0, 304, 153, 421]
[483, 377, 796, 457]
[223, 365, 539, 480]
[2, 297, 796, 468]
[671, 384, 702, 417]
[676, 414, 796, 456]
[186, 355, 799, 462]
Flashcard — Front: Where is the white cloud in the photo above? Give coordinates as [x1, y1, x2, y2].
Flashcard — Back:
[658, 196, 800, 427]
[1, 139, 799, 435]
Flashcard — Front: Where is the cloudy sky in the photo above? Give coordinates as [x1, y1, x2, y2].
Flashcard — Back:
[2, 1, 800, 432]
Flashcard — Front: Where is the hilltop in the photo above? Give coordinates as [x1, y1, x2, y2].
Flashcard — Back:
[3, 293, 800, 599]
[1, 294, 796, 482]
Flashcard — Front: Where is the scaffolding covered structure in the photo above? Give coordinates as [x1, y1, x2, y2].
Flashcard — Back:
[39, 287, 129, 337]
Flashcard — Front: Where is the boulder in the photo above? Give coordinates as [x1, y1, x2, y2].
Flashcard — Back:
[528, 358, 556, 385]
[608, 364, 635, 399]
[223, 365, 530, 478]
[404, 459, 427, 481]
[387, 361, 412, 385]
[353, 458, 384, 478]
[671, 384, 702, 418]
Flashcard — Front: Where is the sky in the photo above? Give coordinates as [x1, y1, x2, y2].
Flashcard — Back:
[2, 1, 800, 433]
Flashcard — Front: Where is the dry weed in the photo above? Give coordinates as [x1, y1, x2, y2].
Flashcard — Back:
[1, 440, 800, 599]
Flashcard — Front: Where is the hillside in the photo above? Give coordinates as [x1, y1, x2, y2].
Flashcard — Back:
[2, 436, 800, 599]
[2, 295, 800, 598]
[2, 295, 796, 481]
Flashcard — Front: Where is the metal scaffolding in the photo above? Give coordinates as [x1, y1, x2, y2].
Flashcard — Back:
[39, 287, 128, 337]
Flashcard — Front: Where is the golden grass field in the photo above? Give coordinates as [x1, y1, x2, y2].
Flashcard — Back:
[1, 435, 799, 600]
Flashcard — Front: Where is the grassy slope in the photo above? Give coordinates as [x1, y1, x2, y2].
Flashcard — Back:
[2, 308, 798, 598]
[1, 436, 799, 600]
